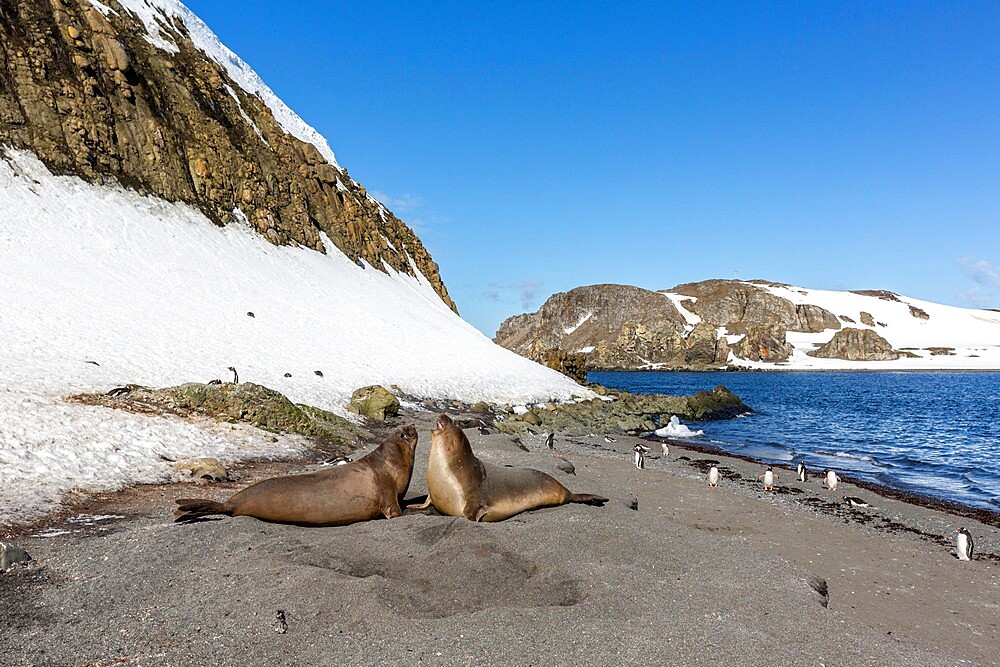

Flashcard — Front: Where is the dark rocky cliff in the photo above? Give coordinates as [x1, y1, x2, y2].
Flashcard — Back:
[0, 0, 455, 310]
[495, 279, 908, 369]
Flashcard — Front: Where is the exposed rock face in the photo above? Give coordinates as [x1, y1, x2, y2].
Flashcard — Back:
[0, 0, 454, 310]
[671, 280, 840, 334]
[807, 328, 900, 361]
[734, 324, 794, 363]
[494, 280, 837, 370]
[494, 284, 696, 369]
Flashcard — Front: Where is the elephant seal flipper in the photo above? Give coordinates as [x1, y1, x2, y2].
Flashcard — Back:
[174, 425, 418, 527]
[425, 414, 608, 522]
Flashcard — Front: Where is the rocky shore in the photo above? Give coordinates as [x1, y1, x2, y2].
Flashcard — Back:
[2, 403, 997, 666]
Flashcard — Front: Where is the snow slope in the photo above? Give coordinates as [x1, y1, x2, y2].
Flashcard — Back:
[704, 282, 1000, 370]
[0, 148, 589, 525]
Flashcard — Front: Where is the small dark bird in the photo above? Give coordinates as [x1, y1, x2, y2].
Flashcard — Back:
[314, 370, 324, 377]
[283, 372, 292, 378]
[85, 360, 100, 366]
[552, 456, 576, 475]
[228, 366, 238, 384]
[544, 432, 555, 449]
[246, 311, 255, 318]
[842, 496, 869, 508]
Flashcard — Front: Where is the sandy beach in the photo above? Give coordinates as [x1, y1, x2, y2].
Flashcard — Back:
[2, 407, 997, 666]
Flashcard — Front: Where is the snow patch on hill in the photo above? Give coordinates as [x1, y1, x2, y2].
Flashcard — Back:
[745, 283, 1000, 369]
[0, 147, 588, 524]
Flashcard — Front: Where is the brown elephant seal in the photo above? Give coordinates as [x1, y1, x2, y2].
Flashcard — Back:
[411, 414, 607, 522]
[174, 425, 418, 526]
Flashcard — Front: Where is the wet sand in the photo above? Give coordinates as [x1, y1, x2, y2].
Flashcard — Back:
[2, 408, 998, 666]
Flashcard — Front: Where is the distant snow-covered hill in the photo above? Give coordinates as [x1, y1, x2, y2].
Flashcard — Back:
[496, 280, 1000, 371]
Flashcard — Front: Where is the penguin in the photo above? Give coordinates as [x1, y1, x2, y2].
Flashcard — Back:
[956, 527, 974, 561]
[478, 425, 490, 435]
[322, 455, 352, 466]
[527, 427, 539, 436]
[604, 435, 617, 443]
[758, 466, 776, 492]
[824, 470, 839, 492]
[633, 444, 647, 469]
[708, 465, 720, 488]
[842, 496, 869, 508]
[106, 386, 131, 397]
[314, 370, 324, 377]
[283, 372, 292, 378]
[207, 379, 222, 385]
[227, 366, 239, 384]
[246, 311, 255, 318]
[796, 461, 807, 483]
[661, 442, 669, 458]
[544, 432, 555, 450]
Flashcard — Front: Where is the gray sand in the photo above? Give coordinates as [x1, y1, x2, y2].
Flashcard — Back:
[2, 409, 997, 666]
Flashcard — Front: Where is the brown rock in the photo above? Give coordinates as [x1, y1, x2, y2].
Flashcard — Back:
[807, 328, 900, 361]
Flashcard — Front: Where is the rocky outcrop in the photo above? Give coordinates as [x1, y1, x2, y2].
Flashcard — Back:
[495, 280, 840, 370]
[734, 324, 793, 363]
[807, 328, 900, 361]
[71, 382, 368, 452]
[0, 0, 454, 310]
[496, 385, 751, 436]
[671, 280, 840, 334]
[494, 284, 697, 369]
[347, 385, 400, 421]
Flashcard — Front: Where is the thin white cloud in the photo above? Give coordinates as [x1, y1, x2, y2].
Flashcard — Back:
[481, 279, 546, 311]
[955, 286, 994, 307]
[369, 190, 422, 213]
[958, 256, 1000, 287]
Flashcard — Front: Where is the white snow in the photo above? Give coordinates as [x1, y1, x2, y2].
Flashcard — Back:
[738, 282, 1000, 370]
[654, 415, 704, 438]
[96, 0, 342, 169]
[563, 311, 593, 335]
[0, 148, 590, 525]
[661, 292, 702, 332]
[576, 346, 595, 354]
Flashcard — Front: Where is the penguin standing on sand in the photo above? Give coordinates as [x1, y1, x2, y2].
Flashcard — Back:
[842, 496, 869, 508]
[956, 527, 975, 561]
[604, 435, 617, 444]
[708, 465, 720, 488]
[544, 432, 555, 450]
[796, 461, 807, 483]
[661, 442, 669, 458]
[758, 466, 777, 492]
[824, 470, 839, 492]
[633, 444, 649, 470]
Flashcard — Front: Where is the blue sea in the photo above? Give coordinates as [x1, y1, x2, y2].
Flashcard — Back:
[588, 371, 1000, 512]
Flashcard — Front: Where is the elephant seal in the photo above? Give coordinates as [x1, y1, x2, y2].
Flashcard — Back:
[174, 425, 418, 526]
[411, 414, 607, 522]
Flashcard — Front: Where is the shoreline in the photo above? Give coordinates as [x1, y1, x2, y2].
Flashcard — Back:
[2, 406, 998, 665]
[644, 434, 1000, 528]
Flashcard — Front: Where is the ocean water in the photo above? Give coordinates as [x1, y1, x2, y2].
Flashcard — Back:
[588, 371, 1000, 511]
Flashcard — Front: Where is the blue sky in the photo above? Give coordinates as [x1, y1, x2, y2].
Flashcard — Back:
[186, 1, 999, 335]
